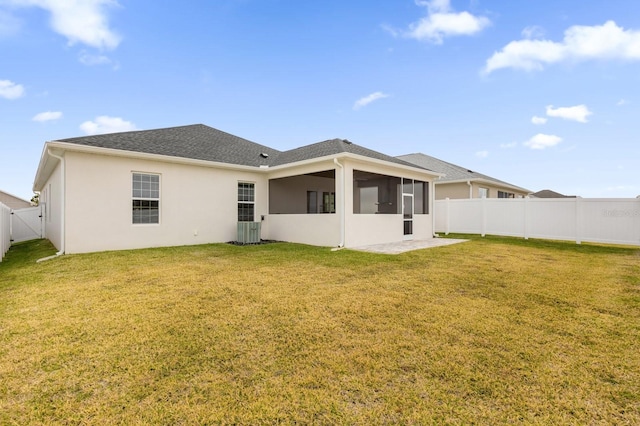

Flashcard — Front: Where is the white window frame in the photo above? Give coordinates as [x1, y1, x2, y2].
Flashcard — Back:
[132, 172, 160, 225]
[238, 182, 255, 222]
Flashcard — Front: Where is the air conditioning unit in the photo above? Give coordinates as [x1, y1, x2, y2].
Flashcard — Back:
[237, 221, 261, 244]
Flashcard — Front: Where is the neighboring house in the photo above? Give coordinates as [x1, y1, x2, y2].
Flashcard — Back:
[0, 190, 32, 210]
[33, 124, 441, 254]
[531, 189, 576, 198]
[397, 153, 530, 200]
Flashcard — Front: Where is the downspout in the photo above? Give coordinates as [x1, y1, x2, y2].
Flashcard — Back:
[333, 158, 345, 248]
[467, 180, 472, 199]
[47, 149, 65, 255]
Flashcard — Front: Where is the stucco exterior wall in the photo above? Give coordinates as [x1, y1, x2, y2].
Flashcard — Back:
[342, 158, 434, 247]
[0, 191, 31, 210]
[436, 181, 528, 199]
[267, 214, 340, 246]
[63, 151, 268, 254]
[41, 160, 64, 251]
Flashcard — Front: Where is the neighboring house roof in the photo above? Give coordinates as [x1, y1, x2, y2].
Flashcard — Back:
[0, 190, 32, 209]
[531, 189, 576, 198]
[46, 124, 433, 172]
[397, 153, 531, 194]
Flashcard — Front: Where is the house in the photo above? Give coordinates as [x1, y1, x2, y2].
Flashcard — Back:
[531, 189, 576, 198]
[33, 124, 441, 254]
[397, 153, 530, 199]
[0, 190, 32, 210]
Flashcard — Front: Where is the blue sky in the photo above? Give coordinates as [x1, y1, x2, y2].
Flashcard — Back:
[1, 0, 639, 201]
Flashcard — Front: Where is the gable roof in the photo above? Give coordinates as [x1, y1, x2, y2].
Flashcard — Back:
[531, 189, 576, 198]
[272, 138, 425, 169]
[49, 124, 433, 172]
[56, 124, 281, 167]
[397, 153, 530, 193]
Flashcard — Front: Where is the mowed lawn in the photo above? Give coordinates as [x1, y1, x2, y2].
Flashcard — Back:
[1, 236, 639, 425]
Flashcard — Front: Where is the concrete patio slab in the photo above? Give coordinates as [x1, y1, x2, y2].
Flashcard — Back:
[350, 238, 469, 254]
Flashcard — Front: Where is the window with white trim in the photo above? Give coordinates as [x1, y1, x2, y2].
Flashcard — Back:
[498, 190, 515, 198]
[238, 182, 255, 221]
[132, 173, 160, 224]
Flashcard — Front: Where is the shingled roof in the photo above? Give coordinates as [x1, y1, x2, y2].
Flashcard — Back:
[54, 124, 430, 171]
[57, 124, 281, 167]
[397, 153, 530, 192]
[271, 138, 424, 169]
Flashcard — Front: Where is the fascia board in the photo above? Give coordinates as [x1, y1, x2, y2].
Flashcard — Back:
[268, 152, 444, 179]
[438, 177, 531, 193]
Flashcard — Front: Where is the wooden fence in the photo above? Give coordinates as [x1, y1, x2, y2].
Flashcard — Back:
[435, 197, 640, 246]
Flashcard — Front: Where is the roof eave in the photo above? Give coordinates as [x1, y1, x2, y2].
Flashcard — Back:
[269, 152, 443, 178]
[437, 177, 531, 193]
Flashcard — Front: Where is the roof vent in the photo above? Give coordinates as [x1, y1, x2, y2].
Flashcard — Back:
[467, 169, 474, 173]
[260, 152, 269, 158]
[342, 139, 352, 144]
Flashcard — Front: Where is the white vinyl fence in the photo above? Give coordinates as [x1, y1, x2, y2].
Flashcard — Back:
[435, 197, 640, 246]
[1, 202, 10, 262]
[11, 205, 44, 244]
[0, 203, 44, 262]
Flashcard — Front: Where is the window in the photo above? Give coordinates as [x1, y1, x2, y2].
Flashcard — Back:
[132, 173, 160, 224]
[414, 180, 428, 214]
[238, 182, 255, 221]
[498, 191, 515, 198]
[307, 191, 318, 213]
[322, 192, 335, 213]
[478, 187, 489, 198]
[353, 171, 429, 214]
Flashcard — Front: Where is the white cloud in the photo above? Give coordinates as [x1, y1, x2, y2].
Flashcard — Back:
[500, 141, 517, 148]
[546, 104, 592, 123]
[32, 111, 62, 122]
[616, 98, 628, 106]
[0, 79, 24, 99]
[5, 0, 121, 50]
[353, 92, 389, 110]
[80, 115, 136, 135]
[484, 21, 640, 74]
[521, 25, 545, 40]
[403, 0, 490, 44]
[79, 51, 111, 65]
[531, 115, 547, 125]
[475, 150, 488, 159]
[523, 133, 562, 150]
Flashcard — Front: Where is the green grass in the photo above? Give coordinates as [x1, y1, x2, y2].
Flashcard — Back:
[1, 236, 639, 424]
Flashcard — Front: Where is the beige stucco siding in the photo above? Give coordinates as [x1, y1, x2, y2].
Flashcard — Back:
[343, 158, 434, 247]
[63, 151, 268, 254]
[436, 181, 528, 199]
[41, 161, 64, 251]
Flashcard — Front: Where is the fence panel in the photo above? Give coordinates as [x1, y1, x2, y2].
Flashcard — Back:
[1, 202, 10, 262]
[435, 197, 640, 246]
[11, 205, 43, 243]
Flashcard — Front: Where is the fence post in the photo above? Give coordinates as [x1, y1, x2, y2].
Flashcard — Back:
[524, 197, 529, 240]
[445, 197, 450, 235]
[575, 197, 582, 245]
[481, 197, 486, 237]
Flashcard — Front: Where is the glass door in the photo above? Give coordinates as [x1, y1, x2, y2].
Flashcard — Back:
[403, 194, 413, 240]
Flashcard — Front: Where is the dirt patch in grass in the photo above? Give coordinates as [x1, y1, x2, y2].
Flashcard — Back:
[1, 238, 639, 424]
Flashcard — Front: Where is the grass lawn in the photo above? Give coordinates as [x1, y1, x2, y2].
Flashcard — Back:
[1, 236, 639, 424]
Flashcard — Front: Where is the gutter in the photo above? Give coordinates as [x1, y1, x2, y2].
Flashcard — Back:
[333, 158, 345, 248]
[467, 180, 472, 198]
[47, 149, 65, 256]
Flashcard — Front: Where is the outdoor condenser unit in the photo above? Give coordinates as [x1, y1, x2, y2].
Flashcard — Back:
[237, 221, 261, 244]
